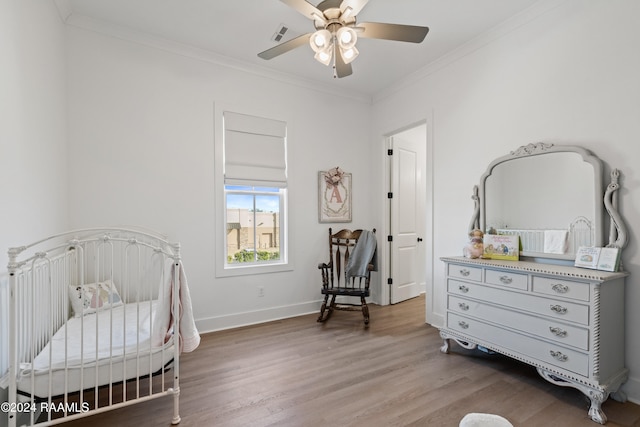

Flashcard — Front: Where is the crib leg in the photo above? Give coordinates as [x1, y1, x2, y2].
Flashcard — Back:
[171, 387, 181, 424]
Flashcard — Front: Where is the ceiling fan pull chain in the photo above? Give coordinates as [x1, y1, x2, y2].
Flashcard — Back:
[332, 39, 338, 78]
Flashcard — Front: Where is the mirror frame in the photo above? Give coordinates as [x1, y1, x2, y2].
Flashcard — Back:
[469, 142, 627, 261]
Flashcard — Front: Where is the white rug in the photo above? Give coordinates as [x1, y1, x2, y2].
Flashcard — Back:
[459, 413, 514, 427]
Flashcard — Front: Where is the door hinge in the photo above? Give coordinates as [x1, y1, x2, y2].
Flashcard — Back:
[387, 149, 393, 156]
[387, 235, 393, 242]
[387, 278, 393, 285]
[387, 192, 393, 198]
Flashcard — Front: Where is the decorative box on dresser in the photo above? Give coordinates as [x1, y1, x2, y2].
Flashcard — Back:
[439, 142, 630, 425]
[439, 256, 628, 424]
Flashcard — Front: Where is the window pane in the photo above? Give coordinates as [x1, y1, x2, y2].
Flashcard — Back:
[226, 192, 281, 264]
[255, 194, 280, 261]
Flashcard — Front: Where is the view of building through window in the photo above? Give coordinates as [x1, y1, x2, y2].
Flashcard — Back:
[225, 186, 282, 264]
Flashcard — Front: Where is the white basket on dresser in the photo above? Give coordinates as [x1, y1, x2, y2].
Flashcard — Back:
[439, 256, 628, 425]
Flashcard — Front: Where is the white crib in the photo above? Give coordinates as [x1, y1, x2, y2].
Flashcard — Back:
[3, 228, 199, 426]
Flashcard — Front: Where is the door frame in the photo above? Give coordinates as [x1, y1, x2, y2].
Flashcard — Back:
[380, 117, 435, 324]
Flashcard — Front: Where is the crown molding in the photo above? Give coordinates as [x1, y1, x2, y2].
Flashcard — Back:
[64, 13, 371, 104]
[372, 0, 568, 104]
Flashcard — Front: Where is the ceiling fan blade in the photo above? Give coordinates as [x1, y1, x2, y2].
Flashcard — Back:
[340, 0, 369, 18]
[335, 50, 353, 78]
[358, 22, 429, 43]
[258, 33, 312, 60]
[280, 0, 326, 24]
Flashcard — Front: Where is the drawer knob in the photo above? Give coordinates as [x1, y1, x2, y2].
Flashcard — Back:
[458, 285, 469, 293]
[459, 269, 470, 277]
[550, 304, 568, 314]
[550, 350, 568, 362]
[549, 326, 567, 337]
[552, 283, 570, 293]
[458, 321, 469, 329]
[458, 302, 469, 311]
[499, 275, 513, 284]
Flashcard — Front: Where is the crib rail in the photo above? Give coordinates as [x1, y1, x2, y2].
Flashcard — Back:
[495, 216, 594, 256]
[6, 228, 182, 427]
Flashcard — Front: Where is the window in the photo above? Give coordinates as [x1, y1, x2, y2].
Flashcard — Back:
[221, 111, 288, 272]
[225, 186, 283, 265]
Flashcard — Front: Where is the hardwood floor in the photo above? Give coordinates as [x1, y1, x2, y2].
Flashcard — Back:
[64, 295, 640, 426]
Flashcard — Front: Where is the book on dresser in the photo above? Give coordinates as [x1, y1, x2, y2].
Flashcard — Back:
[574, 246, 621, 272]
[482, 234, 519, 261]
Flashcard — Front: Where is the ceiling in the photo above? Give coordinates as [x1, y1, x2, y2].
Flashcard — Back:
[63, 0, 541, 97]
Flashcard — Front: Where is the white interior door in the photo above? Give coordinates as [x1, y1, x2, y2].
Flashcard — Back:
[389, 128, 426, 304]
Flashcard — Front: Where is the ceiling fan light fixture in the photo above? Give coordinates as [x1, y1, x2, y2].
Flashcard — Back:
[314, 47, 333, 65]
[340, 45, 359, 64]
[310, 29, 332, 52]
[336, 26, 357, 49]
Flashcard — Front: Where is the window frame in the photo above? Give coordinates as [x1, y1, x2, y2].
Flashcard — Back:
[214, 104, 293, 278]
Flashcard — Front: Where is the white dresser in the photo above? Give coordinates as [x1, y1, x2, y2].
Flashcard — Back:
[439, 256, 628, 424]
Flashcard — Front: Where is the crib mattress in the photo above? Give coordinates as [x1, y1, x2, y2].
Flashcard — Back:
[17, 302, 175, 398]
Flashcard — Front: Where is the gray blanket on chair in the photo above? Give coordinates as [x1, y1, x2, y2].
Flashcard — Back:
[346, 230, 377, 278]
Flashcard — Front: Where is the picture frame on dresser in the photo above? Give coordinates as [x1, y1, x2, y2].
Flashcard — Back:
[439, 143, 629, 425]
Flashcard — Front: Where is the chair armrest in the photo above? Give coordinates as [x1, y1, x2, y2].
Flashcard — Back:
[318, 262, 331, 287]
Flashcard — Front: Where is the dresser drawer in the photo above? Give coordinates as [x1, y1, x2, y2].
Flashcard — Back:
[448, 295, 589, 350]
[448, 264, 482, 282]
[446, 312, 589, 377]
[485, 269, 528, 290]
[532, 277, 590, 302]
[447, 279, 478, 297]
[447, 280, 589, 325]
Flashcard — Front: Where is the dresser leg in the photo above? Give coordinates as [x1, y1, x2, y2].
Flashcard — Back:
[587, 391, 607, 425]
[440, 338, 450, 354]
[610, 389, 627, 403]
[537, 368, 610, 425]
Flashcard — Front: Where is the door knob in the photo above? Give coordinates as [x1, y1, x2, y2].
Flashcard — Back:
[417, 237, 423, 242]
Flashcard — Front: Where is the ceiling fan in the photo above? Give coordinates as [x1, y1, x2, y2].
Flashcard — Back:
[258, 0, 429, 78]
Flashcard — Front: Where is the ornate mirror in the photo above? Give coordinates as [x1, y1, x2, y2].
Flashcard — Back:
[469, 142, 627, 261]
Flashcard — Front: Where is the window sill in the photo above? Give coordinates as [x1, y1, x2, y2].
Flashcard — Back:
[216, 262, 293, 278]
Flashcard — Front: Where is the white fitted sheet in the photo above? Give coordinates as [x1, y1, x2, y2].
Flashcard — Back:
[17, 302, 174, 397]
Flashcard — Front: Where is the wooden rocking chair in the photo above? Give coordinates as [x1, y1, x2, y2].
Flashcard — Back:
[317, 228, 377, 325]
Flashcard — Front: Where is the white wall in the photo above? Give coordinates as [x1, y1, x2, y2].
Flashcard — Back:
[65, 24, 376, 332]
[0, 0, 68, 267]
[0, 0, 68, 422]
[371, 0, 640, 402]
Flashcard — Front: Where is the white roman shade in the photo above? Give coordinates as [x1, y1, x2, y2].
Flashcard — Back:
[224, 111, 287, 187]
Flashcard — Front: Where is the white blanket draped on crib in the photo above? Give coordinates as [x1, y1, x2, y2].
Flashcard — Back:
[153, 260, 200, 353]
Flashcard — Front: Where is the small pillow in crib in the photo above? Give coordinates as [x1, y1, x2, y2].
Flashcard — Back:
[68, 280, 123, 317]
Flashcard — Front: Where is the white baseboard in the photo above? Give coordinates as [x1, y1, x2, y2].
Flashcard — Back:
[622, 374, 640, 405]
[196, 300, 321, 333]
[196, 295, 367, 333]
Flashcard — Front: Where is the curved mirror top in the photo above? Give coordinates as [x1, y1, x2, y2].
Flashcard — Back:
[479, 143, 604, 260]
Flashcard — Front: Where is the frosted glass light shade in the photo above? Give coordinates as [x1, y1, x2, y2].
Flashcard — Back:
[310, 29, 332, 52]
[336, 27, 357, 49]
[340, 45, 359, 64]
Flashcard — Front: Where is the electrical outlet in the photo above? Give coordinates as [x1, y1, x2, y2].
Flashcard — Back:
[258, 286, 265, 297]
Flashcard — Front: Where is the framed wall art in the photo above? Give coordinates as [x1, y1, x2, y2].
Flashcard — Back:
[318, 167, 352, 223]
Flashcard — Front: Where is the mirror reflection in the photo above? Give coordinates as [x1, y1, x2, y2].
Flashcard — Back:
[480, 148, 602, 259]
[486, 152, 594, 230]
